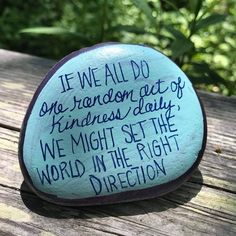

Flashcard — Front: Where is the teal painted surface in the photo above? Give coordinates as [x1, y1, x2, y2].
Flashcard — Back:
[23, 44, 204, 199]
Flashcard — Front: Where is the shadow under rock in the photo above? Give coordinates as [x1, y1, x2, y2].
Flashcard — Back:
[20, 168, 203, 219]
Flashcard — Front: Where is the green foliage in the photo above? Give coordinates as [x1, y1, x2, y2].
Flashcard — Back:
[194, 14, 227, 31]
[0, 0, 235, 95]
[20, 27, 73, 35]
[130, 0, 156, 25]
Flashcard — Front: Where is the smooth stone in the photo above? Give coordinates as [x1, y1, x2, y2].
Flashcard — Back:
[19, 43, 207, 206]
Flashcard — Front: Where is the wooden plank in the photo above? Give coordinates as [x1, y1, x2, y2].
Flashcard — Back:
[0, 49, 236, 235]
[1, 111, 235, 195]
[0, 126, 235, 235]
[196, 92, 236, 193]
[0, 184, 235, 236]
[0, 49, 235, 191]
[0, 49, 235, 130]
[0, 49, 54, 130]
[0, 186, 165, 236]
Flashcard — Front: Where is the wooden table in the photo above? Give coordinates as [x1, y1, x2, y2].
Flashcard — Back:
[0, 49, 235, 236]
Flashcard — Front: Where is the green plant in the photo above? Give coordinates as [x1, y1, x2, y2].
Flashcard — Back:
[0, 0, 235, 95]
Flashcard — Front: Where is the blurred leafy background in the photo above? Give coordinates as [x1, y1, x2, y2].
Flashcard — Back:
[0, 0, 235, 95]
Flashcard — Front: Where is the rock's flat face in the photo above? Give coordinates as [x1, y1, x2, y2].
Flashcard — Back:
[19, 43, 207, 206]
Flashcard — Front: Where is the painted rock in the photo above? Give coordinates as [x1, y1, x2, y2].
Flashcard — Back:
[19, 43, 207, 206]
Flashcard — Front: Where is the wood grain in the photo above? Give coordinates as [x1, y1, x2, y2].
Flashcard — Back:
[0, 49, 54, 130]
[0, 126, 234, 235]
[0, 183, 235, 236]
[0, 50, 235, 192]
[0, 49, 235, 235]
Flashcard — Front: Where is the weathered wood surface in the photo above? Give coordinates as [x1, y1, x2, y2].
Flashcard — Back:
[0, 49, 235, 236]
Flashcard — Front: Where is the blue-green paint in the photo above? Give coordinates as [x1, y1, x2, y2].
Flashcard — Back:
[23, 44, 204, 199]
